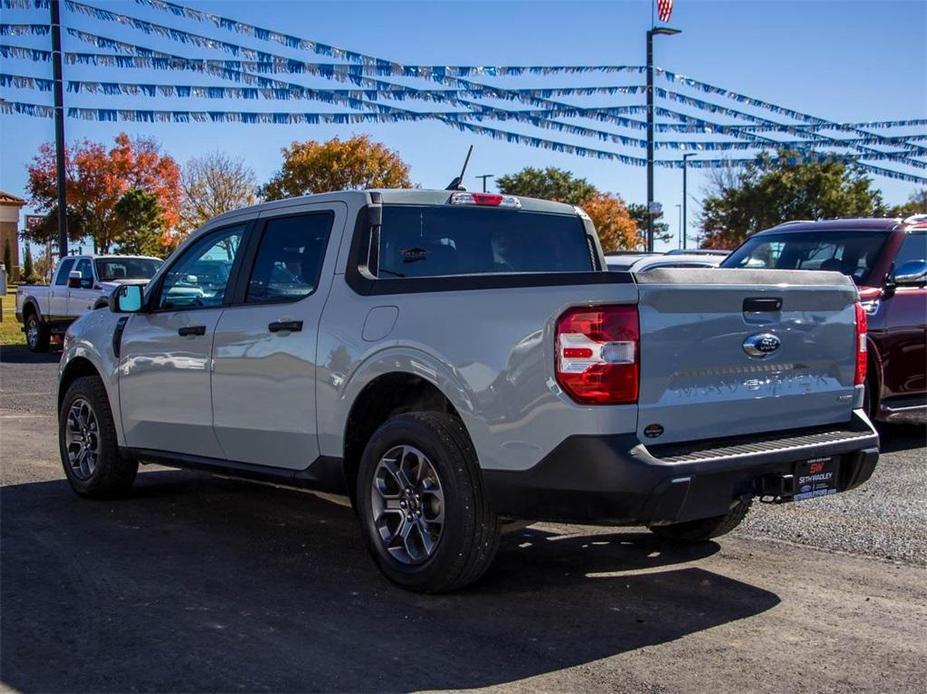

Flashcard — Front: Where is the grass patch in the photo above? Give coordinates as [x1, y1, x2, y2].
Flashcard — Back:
[1, 288, 25, 347]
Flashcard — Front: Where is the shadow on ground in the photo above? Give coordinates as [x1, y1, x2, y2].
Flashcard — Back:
[1, 470, 780, 692]
[876, 421, 927, 453]
[0, 344, 61, 364]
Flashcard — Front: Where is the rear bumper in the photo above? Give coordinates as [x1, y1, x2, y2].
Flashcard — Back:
[483, 411, 880, 525]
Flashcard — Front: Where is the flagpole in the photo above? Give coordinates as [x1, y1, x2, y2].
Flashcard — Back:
[646, 1, 680, 252]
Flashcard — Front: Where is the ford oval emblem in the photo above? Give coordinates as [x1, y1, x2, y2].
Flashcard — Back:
[743, 332, 781, 358]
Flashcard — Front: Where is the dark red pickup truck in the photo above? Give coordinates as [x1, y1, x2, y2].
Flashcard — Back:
[722, 216, 927, 422]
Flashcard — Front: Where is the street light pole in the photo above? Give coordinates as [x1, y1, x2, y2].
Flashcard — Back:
[646, 30, 654, 252]
[50, 0, 68, 258]
[675, 204, 682, 249]
[645, 26, 680, 252]
[476, 174, 494, 193]
[682, 152, 696, 250]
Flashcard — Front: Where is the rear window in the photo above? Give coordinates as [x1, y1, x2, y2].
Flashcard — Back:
[721, 230, 889, 284]
[377, 205, 594, 278]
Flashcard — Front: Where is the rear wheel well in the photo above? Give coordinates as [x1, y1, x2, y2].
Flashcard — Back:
[343, 373, 466, 506]
[58, 357, 103, 412]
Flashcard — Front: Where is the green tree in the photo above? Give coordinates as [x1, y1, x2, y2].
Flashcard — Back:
[496, 166, 597, 205]
[22, 244, 36, 283]
[262, 135, 412, 200]
[888, 188, 927, 218]
[113, 188, 166, 257]
[627, 203, 671, 245]
[3, 239, 11, 276]
[700, 150, 885, 249]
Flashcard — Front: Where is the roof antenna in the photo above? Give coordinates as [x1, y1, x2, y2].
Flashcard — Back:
[445, 145, 473, 191]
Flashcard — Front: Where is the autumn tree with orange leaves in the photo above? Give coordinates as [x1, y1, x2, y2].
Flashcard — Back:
[26, 132, 181, 254]
[261, 135, 412, 200]
[580, 192, 643, 252]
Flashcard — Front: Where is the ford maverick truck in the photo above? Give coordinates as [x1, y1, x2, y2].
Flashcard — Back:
[16, 254, 162, 352]
[56, 190, 879, 592]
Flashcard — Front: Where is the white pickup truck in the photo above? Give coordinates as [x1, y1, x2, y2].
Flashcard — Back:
[16, 254, 162, 352]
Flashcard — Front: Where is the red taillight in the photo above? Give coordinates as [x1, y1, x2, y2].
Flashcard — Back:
[556, 305, 640, 405]
[854, 301, 867, 386]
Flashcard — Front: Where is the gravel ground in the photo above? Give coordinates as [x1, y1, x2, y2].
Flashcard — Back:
[2, 344, 926, 692]
[739, 422, 927, 565]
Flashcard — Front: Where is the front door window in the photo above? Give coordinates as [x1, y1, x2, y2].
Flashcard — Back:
[158, 227, 245, 310]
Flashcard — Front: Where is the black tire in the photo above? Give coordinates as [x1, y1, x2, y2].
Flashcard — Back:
[58, 375, 138, 498]
[24, 310, 50, 353]
[862, 371, 878, 420]
[356, 411, 500, 593]
[649, 500, 752, 542]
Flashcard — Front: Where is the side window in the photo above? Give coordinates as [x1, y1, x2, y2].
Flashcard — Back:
[895, 232, 927, 268]
[54, 258, 76, 286]
[73, 258, 93, 287]
[157, 225, 246, 310]
[246, 212, 333, 304]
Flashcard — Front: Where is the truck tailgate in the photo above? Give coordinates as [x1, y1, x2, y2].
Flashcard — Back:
[635, 268, 860, 445]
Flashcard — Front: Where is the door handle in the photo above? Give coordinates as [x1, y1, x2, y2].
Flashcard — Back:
[268, 320, 303, 333]
[178, 325, 206, 337]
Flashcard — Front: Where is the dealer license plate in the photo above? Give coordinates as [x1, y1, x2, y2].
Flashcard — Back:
[794, 456, 838, 501]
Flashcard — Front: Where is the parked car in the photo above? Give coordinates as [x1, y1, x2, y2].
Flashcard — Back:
[605, 252, 723, 272]
[722, 216, 926, 421]
[57, 190, 879, 592]
[16, 254, 162, 352]
[666, 248, 730, 258]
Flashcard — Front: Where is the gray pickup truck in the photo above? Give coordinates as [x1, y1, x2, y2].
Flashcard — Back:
[56, 189, 879, 592]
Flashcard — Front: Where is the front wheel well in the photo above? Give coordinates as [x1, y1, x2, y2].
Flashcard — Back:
[58, 357, 103, 413]
[22, 300, 39, 320]
[342, 373, 466, 507]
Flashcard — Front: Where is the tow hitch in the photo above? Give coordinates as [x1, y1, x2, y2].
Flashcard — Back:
[755, 455, 841, 503]
[756, 473, 797, 504]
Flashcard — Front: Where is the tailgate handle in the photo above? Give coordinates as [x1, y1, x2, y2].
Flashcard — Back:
[743, 297, 782, 312]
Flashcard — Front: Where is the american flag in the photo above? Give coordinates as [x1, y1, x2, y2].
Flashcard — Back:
[657, 0, 674, 23]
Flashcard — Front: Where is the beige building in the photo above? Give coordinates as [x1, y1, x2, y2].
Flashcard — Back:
[0, 192, 25, 281]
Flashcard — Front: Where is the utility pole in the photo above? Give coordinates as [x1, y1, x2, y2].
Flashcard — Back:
[645, 25, 680, 252]
[682, 152, 696, 250]
[476, 174, 494, 193]
[50, 0, 68, 258]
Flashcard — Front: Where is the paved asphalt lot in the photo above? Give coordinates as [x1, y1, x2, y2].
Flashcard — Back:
[1, 345, 925, 693]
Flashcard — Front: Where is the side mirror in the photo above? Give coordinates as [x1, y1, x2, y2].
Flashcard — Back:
[111, 284, 144, 313]
[894, 259, 927, 286]
[68, 270, 82, 289]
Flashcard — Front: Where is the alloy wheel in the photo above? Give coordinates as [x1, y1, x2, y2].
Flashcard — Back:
[26, 317, 38, 350]
[65, 397, 100, 481]
[370, 445, 445, 565]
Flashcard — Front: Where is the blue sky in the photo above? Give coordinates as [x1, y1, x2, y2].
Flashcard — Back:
[1, 0, 925, 251]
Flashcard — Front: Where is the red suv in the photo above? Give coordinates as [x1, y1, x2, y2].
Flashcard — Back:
[721, 216, 927, 422]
